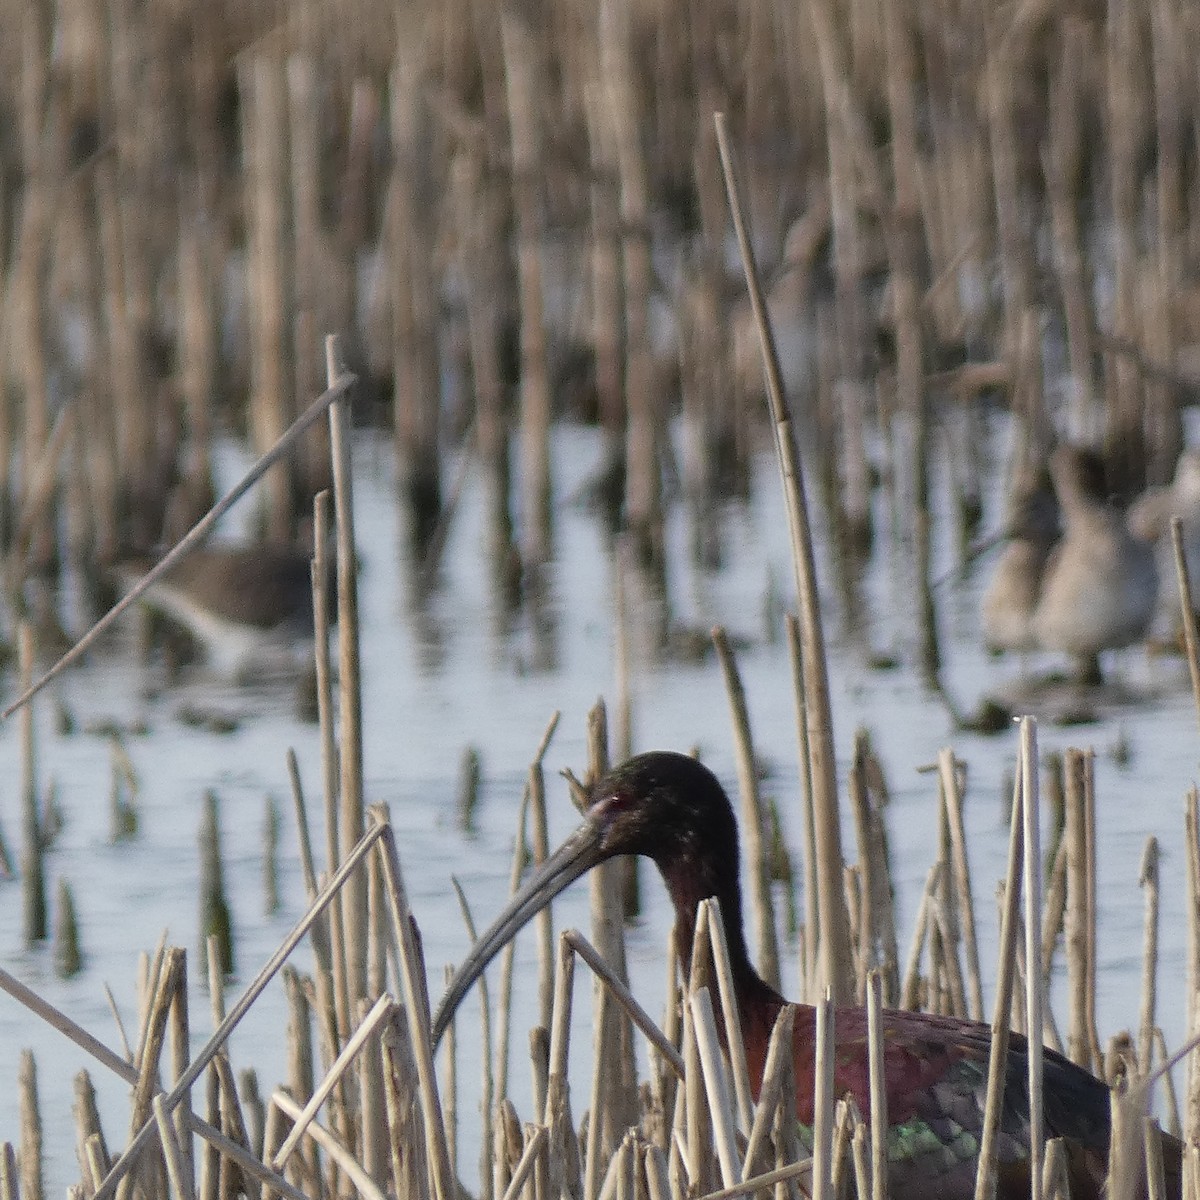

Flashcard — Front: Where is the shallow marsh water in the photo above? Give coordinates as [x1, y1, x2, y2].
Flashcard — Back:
[0, 422, 1196, 1194]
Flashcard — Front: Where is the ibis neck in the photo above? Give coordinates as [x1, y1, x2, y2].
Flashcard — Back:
[659, 855, 784, 1007]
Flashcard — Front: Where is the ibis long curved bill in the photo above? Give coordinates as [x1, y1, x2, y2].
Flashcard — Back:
[432, 816, 608, 1046]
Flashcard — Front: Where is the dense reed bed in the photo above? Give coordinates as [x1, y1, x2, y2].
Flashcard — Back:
[2, 0, 1200, 641]
[4, 0, 1200, 1196]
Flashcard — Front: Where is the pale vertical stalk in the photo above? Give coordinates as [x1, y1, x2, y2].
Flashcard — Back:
[713, 627, 779, 991]
[328, 336, 367, 1019]
[529, 1028, 549, 1122]
[374, 819, 454, 1200]
[1145, 1117, 1167, 1200]
[0, 1143, 16, 1200]
[786, 615, 819, 999]
[153, 1094, 196, 1200]
[685, 908, 715, 1196]
[830, 1099, 855, 1200]
[544, 934, 576, 1120]
[388, 33, 442, 553]
[1173, 519, 1200, 731]
[1108, 1083, 1143, 1200]
[584, 981, 612, 1200]
[900, 864, 939, 1010]
[1020, 718, 1044, 1200]
[497, 790, 531, 1102]
[689, 988, 741, 1187]
[18, 625, 45, 946]
[360, 996, 387, 1187]
[272, 993, 393, 1171]
[974, 772, 1023, 1200]
[1041, 839, 1069, 982]
[811, 993, 835, 1200]
[612, 543, 633, 764]
[1064, 748, 1092, 1071]
[529, 759, 554, 1037]
[847, 739, 875, 999]
[716, 113, 853, 1003]
[449, 881, 494, 1200]
[1187, 788, 1200, 1142]
[169, 954, 193, 1186]
[851, 1125, 870, 1200]
[699, 898, 753, 1131]
[18, 1049, 42, 1200]
[1041, 1138, 1069, 1200]
[1083, 750, 1101, 1069]
[938, 749, 983, 1019]
[313, 488, 348, 1049]
[743, 1006, 797, 1179]
[1152, 1028, 1182, 1140]
[1140, 838, 1161, 1075]
[599, 0, 660, 559]
[586, 704, 634, 1141]
[241, 51, 292, 540]
[866, 972, 887, 1200]
[500, 9, 552, 569]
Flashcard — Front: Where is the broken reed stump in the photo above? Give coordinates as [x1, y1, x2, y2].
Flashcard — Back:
[264, 793, 280, 916]
[53, 879, 83, 979]
[199, 790, 235, 982]
[19, 625, 47, 947]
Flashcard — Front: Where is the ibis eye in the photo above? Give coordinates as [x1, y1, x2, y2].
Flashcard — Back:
[592, 787, 634, 819]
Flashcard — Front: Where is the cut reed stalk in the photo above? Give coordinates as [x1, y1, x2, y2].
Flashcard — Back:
[529, 758, 554, 1037]
[785, 615, 820, 999]
[713, 628, 780, 991]
[1064, 748, 1097, 1073]
[374, 818, 455, 1200]
[563, 931, 683, 1079]
[312, 487, 349, 1051]
[328, 336, 367, 1023]
[271, 1091, 389, 1200]
[1188, 785, 1200, 1147]
[272, 994, 395, 1170]
[973, 770, 1024, 1200]
[690, 988, 740, 1187]
[1020, 717, 1046, 1200]
[18, 1049, 42, 1200]
[866, 971, 887, 1200]
[154, 1093, 196, 1200]
[18, 625, 46, 947]
[241, 51, 293, 542]
[1140, 838, 1161, 1076]
[1173, 519, 1200, 731]
[696, 898, 753, 1130]
[811, 993, 835, 1200]
[938, 749, 983, 1019]
[743, 1005, 796, 1180]
[500, 7, 552, 572]
[715, 112, 853, 1003]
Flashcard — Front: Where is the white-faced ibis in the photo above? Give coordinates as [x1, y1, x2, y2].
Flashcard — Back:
[434, 751, 1180, 1200]
[1129, 448, 1200, 637]
[1031, 446, 1158, 685]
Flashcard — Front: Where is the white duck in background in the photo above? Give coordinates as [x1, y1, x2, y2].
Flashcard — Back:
[1032, 445, 1158, 684]
[1127, 448, 1200, 637]
[981, 471, 1060, 657]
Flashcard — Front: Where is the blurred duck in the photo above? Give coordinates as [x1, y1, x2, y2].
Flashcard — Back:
[1032, 445, 1158, 684]
[980, 472, 1059, 656]
[115, 543, 324, 677]
[1127, 448, 1200, 636]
